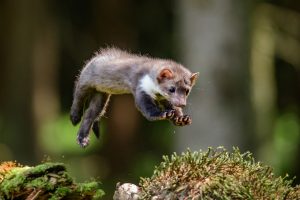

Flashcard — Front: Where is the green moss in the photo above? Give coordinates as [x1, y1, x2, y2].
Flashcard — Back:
[1, 167, 29, 196]
[25, 162, 66, 176]
[93, 190, 106, 199]
[49, 187, 72, 200]
[0, 162, 105, 199]
[78, 181, 100, 192]
[140, 147, 300, 199]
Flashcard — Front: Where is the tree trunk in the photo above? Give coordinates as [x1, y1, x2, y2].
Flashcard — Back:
[0, 0, 37, 164]
[176, 0, 253, 151]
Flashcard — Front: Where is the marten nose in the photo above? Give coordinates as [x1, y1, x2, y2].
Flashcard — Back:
[175, 100, 186, 108]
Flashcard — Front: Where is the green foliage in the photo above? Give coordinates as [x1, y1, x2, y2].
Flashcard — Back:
[0, 162, 105, 199]
[140, 147, 300, 199]
[273, 113, 300, 174]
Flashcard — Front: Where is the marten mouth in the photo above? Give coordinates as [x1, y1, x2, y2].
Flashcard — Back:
[172, 101, 186, 108]
[175, 104, 186, 108]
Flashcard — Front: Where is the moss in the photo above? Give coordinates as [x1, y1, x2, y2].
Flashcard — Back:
[1, 166, 28, 196]
[0, 162, 105, 199]
[78, 181, 101, 192]
[139, 147, 300, 199]
[49, 187, 72, 200]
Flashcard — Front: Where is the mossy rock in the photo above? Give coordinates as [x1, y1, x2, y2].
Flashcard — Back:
[0, 162, 104, 199]
[139, 147, 300, 199]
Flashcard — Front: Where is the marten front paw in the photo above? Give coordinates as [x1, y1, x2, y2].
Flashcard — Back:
[172, 115, 192, 126]
[77, 134, 90, 148]
[162, 110, 176, 119]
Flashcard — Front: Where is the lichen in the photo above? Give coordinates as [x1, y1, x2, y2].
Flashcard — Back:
[139, 147, 300, 199]
[0, 161, 20, 183]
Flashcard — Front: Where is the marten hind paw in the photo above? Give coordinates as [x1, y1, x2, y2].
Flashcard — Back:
[70, 112, 81, 126]
[77, 134, 90, 148]
[172, 115, 192, 126]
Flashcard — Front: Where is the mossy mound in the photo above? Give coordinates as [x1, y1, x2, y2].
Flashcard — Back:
[0, 162, 104, 199]
[139, 147, 300, 199]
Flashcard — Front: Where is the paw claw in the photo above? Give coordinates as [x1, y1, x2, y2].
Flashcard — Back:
[173, 115, 192, 126]
[183, 116, 189, 122]
[164, 110, 175, 119]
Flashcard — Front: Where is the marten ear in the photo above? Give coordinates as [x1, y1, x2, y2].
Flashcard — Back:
[190, 72, 199, 86]
[157, 68, 173, 82]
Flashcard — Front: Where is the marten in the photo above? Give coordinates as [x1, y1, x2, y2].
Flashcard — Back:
[71, 48, 199, 147]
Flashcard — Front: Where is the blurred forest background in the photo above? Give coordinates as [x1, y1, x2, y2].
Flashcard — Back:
[0, 0, 299, 198]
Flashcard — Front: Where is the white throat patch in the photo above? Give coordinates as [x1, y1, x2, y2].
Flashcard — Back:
[140, 75, 163, 98]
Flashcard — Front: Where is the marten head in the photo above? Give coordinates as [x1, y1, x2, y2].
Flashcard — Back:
[140, 62, 199, 107]
[156, 67, 199, 107]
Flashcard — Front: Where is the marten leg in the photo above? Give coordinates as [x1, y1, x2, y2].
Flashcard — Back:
[77, 93, 103, 147]
[70, 84, 92, 125]
[135, 91, 175, 121]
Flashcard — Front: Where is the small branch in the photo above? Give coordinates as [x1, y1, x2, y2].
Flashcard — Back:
[26, 189, 42, 200]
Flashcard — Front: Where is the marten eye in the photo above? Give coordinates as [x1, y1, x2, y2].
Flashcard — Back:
[169, 87, 176, 93]
[185, 89, 190, 95]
